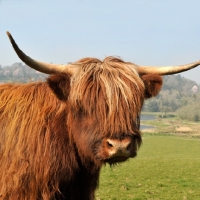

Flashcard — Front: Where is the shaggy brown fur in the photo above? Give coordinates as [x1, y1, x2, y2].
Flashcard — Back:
[0, 57, 162, 199]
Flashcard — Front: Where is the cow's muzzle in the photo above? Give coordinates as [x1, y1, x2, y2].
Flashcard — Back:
[105, 137, 136, 164]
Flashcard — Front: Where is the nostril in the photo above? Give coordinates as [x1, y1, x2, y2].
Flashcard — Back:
[107, 141, 113, 148]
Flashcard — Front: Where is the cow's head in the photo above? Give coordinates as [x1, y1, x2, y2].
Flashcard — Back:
[6, 32, 200, 165]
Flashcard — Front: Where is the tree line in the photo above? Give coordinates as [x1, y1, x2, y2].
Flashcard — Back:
[1, 62, 199, 121]
[143, 74, 200, 121]
[0, 62, 47, 83]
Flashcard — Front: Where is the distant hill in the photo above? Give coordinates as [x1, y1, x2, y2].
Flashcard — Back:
[143, 74, 200, 121]
[0, 62, 47, 83]
[1, 62, 199, 121]
[143, 74, 199, 113]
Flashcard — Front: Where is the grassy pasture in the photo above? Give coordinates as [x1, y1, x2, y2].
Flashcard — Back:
[95, 135, 200, 200]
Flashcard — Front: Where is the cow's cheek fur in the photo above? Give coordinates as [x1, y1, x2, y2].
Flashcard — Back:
[70, 117, 104, 168]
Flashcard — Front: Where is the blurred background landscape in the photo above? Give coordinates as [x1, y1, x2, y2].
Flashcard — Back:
[1, 62, 199, 122]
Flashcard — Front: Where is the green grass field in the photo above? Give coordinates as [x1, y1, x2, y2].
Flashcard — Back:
[95, 135, 200, 200]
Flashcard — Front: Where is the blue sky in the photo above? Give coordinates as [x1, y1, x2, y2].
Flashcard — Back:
[0, 0, 200, 83]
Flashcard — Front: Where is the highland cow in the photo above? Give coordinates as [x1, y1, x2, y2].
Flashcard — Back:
[0, 32, 199, 200]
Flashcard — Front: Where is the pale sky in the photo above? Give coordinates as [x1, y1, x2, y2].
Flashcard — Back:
[0, 0, 200, 83]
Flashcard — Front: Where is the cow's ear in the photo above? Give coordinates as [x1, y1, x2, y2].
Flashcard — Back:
[141, 74, 163, 99]
[47, 74, 71, 101]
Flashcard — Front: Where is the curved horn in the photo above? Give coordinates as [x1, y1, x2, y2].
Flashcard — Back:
[6, 31, 77, 75]
[137, 61, 200, 75]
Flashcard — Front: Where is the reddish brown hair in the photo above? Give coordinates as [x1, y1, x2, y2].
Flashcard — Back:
[0, 57, 162, 199]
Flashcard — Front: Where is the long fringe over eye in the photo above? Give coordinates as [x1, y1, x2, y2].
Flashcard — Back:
[69, 57, 145, 135]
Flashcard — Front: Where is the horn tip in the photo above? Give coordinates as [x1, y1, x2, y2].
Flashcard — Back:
[6, 31, 13, 42]
[6, 31, 11, 37]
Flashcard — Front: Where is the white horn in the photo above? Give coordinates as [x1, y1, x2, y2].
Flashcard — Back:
[137, 61, 200, 75]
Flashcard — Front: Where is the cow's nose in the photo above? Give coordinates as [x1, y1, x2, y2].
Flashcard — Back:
[106, 138, 132, 158]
